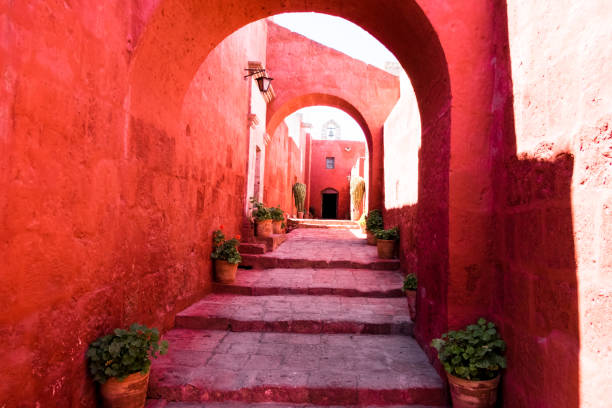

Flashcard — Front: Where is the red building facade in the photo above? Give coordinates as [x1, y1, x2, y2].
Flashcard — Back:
[307, 140, 366, 219]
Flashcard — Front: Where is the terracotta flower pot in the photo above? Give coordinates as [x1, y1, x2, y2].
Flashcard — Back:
[366, 231, 377, 245]
[273, 220, 283, 234]
[214, 259, 238, 283]
[377, 239, 395, 259]
[297, 211, 304, 219]
[447, 373, 501, 408]
[406, 290, 416, 321]
[256, 219, 272, 237]
[100, 371, 149, 408]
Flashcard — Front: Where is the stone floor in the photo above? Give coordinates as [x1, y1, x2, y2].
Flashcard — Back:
[148, 402, 439, 408]
[147, 227, 446, 406]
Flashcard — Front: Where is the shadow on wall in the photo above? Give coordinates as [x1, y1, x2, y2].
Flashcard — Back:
[496, 154, 578, 408]
[492, 2, 579, 406]
[387, 2, 579, 405]
[387, 141, 578, 408]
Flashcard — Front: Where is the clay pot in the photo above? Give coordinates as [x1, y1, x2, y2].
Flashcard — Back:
[100, 371, 149, 408]
[214, 259, 238, 283]
[447, 373, 501, 408]
[406, 290, 416, 321]
[273, 220, 283, 234]
[366, 231, 377, 245]
[256, 219, 272, 237]
[297, 211, 304, 219]
[377, 239, 395, 259]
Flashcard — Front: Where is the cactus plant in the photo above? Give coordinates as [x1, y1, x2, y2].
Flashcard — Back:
[350, 176, 366, 208]
[292, 182, 306, 213]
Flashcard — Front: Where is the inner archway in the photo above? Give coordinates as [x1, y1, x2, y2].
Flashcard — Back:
[130, 0, 451, 354]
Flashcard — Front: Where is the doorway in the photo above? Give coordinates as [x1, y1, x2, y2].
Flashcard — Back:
[321, 188, 338, 219]
[253, 146, 262, 201]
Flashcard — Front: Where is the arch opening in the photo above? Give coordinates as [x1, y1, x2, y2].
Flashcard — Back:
[131, 0, 451, 357]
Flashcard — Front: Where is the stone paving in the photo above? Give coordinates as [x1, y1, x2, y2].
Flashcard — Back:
[148, 401, 439, 408]
[149, 330, 444, 405]
[148, 228, 446, 406]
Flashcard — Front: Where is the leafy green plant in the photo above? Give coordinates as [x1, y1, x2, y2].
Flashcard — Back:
[269, 206, 285, 222]
[250, 198, 272, 221]
[403, 273, 417, 291]
[211, 229, 242, 264]
[365, 209, 383, 232]
[358, 213, 366, 229]
[431, 318, 507, 381]
[292, 183, 306, 213]
[87, 323, 168, 384]
[375, 226, 399, 240]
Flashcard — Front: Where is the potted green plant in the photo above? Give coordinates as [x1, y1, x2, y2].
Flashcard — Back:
[87, 323, 168, 408]
[250, 198, 273, 237]
[431, 318, 507, 408]
[292, 182, 306, 218]
[357, 213, 366, 234]
[375, 226, 398, 259]
[270, 206, 285, 234]
[402, 273, 417, 321]
[365, 209, 383, 245]
[211, 228, 242, 283]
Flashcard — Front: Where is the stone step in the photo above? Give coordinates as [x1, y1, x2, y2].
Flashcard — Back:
[288, 218, 360, 230]
[289, 218, 359, 225]
[213, 268, 404, 298]
[175, 294, 412, 335]
[296, 223, 360, 230]
[254, 235, 288, 252]
[147, 400, 447, 408]
[148, 330, 446, 406]
[238, 243, 267, 255]
[240, 254, 400, 271]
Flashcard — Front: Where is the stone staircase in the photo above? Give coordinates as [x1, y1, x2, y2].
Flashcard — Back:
[147, 228, 446, 407]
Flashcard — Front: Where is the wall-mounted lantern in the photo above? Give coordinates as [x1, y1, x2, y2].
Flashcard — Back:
[244, 68, 273, 92]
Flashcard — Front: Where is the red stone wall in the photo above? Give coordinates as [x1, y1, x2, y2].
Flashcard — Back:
[264, 122, 304, 216]
[0, 3, 266, 404]
[493, 2, 612, 407]
[5, 1, 611, 407]
[309, 140, 366, 219]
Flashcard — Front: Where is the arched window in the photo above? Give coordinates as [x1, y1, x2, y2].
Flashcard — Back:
[321, 119, 341, 139]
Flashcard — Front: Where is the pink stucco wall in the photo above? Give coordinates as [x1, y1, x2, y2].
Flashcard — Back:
[0, 7, 267, 404]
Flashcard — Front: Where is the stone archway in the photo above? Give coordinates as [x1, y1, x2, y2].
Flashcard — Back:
[266, 92, 375, 213]
[264, 21, 400, 211]
[128, 0, 456, 352]
[127, 0, 457, 360]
